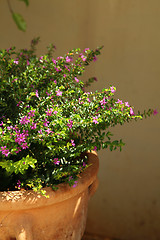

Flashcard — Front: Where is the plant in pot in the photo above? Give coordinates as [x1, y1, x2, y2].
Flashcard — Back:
[0, 38, 156, 240]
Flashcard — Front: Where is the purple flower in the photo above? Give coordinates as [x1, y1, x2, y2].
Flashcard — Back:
[53, 111, 58, 115]
[28, 110, 35, 117]
[56, 89, 62, 96]
[46, 108, 53, 116]
[93, 55, 97, 62]
[83, 162, 86, 167]
[45, 128, 53, 134]
[53, 158, 60, 165]
[21, 143, 28, 149]
[12, 78, 17, 83]
[20, 116, 30, 125]
[93, 116, 98, 124]
[30, 122, 37, 129]
[93, 146, 97, 151]
[71, 139, 75, 147]
[55, 67, 62, 72]
[67, 119, 73, 129]
[69, 176, 73, 181]
[130, 108, 134, 116]
[52, 58, 56, 64]
[15, 147, 21, 154]
[153, 109, 158, 115]
[75, 77, 79, 83]
[125, 102, 130, 107]
[116, 99, 123, 105]
[81, 55, 87, 61]
[100, 97, 107, 106]
[17, 101, 22, 107]
[57, 56, 63, 60]
[66, 56, 72, 63]
[78, 98, 84, 104]
[0, 146, 10, 157]
[43, 118, 49, 127]
[35, 90, 39, 98]
[110, 86, 116, 93]
[17, 180, 21, 188]
[15, 131, 28, 145]
[14, 60, 19, 64]
[38, 129, 43, 134]
[73, 181, 78, 188]
[84, 48, 90, 52]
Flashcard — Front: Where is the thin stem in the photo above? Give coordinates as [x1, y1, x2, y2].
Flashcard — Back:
[7, 0, 13, 14]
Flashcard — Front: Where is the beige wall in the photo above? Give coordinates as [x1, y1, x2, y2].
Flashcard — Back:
[1, 1, 160, 239]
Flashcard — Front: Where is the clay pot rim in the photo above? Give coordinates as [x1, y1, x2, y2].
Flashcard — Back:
[0, 151, 99, 210]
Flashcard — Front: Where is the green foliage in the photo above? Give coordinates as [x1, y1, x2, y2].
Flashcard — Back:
[7, 0, 29, 32]
[12, 12, 27, 32]
[19, 0, 29, 6]
[0, 39, 155, 193]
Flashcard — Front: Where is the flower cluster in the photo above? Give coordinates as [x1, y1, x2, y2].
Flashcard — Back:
[0, 38, 156, 194]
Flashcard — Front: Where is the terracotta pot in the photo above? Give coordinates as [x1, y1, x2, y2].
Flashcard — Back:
[0, 151, 99, 240]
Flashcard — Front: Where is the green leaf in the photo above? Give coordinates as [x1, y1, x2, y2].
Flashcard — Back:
[0, 155, 37, 174]
[12, 12, 26, 32]
[18, 0, 29, 6]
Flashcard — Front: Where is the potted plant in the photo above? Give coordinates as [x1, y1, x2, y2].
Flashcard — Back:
[0, 38, 156, 240]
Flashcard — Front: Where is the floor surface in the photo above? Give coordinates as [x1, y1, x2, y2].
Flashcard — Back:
[82, 232, 117, 240]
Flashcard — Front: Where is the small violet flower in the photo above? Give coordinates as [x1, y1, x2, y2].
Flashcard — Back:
[20, 116, 30, 125]
[100, 97, 107, 106]
[21, 143, 28, 149]
[93, 116, 99, 124]
[93, 146, 97, 151]
[125, 102, 130, 107]
[81, 55, 87, 62]
[67, 119, 73, 129]
[30, 123, 37, 129]
[153, 109, 158, 115]
[83, 162, 86, 167]
[73, 181, 78, 188]
[130, 108, 134, 116]
[35, 90, 39, 98]
[116, 99, 123, 105]
[52, 58, 56, 64]
[110, 86, 116, 93]
[66, 56, 72, 63]
[17, 180, 21, 188]
[69, 176, 73, 181]
[53, 111, 58, 115]
[56, 89, 62, 96]
[71, 139, 75, 147]
[28, 110, 35, 117]
[0, 146, 10, 157]
[93, 55, 97, 62]
[53, 158, 60, 165]
[75, 77, 79, 83]
[43, 118, 49, 127]
[46, 108, 53, 116]
[14, 60, 19, 64]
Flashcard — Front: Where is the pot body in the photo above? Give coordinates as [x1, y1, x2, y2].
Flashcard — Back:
[0, 151, 99, 240]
